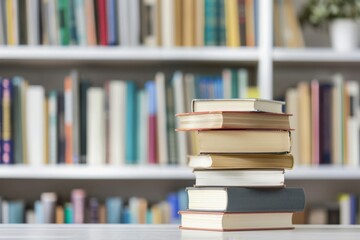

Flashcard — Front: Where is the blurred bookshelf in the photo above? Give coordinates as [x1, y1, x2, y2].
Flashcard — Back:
[0, 0, 360, 225]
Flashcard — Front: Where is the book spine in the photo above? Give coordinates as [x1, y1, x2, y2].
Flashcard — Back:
[48, 0, 58, 45]
[64, 203, 73, 223]
[2, 79, 13, 164]
[106, 0, 117, 45]
[89, 198, 99, 223]
[125, 81, 137, 164]
[48, 91, 58, 165]
[18, 0, 27, 45]
[12, 77, 23, 164]
[97, 0, 108, 45]
[64, 77, 73, 164]
[216, 0, 226, 46]
[79, 81, 90, 164]
[85, 0, 97, 45]
[146, 81, 157, 164]
[204, 0, 217, 46]
[58, 0, 70, 45]
[41, 192, 57, 223]
[71, 71, 80, 164]
[311, 80, 320, 165]
[69, 0, 78, 44]
[238, 0, 246, 46]
[106, 197, 122, 223]
[245, 0, 255, 47]
[319, 84, 333, 164]
[72, 189, 86, 224]
[57, 93, 65, 164]
[75, 0, 87, 45]
[136, 89, 148, 164]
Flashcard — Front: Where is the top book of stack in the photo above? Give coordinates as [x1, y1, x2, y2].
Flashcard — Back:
[191, 99, 284, 113]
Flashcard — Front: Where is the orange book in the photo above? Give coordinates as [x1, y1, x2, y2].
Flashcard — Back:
[85, 0, 97, 45]
[64, 76, 73, 164]
[245, 0, 255, 47]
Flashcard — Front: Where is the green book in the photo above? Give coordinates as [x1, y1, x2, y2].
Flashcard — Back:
[231, 69, 238, 98]
[58, 0, 71, 45]
[217, 0, 226, 46]
[12, 77, 25, 164]
[64, 203, 73, 224]
[204, 0, 217, 46]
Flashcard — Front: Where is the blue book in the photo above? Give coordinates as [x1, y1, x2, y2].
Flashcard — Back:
[167, 193, 179, 223]
[107, 0, 118, 45]
[121, 206, 131, 224]
[146, 209, 152, 224]
[106, 197, 122, 223]
[350, 194, 357, 224]
[8, 200, 24, 223]
[177, 189, 188, 212]
[1, 78, 14, 164]
[34, 200, 44, 224]
[125, 82, 137, 164]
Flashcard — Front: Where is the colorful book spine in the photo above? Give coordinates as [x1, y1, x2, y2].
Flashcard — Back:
[106, 0, 117, 45]
[89, 198, 99, 223]
[48, 91, 58, 165]
[58, 0, 71, 45]
[1, 78, 13, 164]
[125, 81, 137, 164]
[75, 0, 87, 45]
[145, 81, 157, 164]
[72, 189, 86, 224]
[69, 0, 78, 44]
[64, 76, 73, 164]
[106, 197, 122, 223]
[64, 203, 73, 224]
[217, 0, 226, 46]
[97, 0, 108, 45]
[238, 0, 246, 46]
[204, 0, 217, 46]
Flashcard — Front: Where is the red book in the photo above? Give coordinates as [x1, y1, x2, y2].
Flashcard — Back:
[97, 0, 108, 45]
[148, 115, 157, 164]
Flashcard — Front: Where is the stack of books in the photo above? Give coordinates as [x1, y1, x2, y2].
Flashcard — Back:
[177, 99, 306, 231]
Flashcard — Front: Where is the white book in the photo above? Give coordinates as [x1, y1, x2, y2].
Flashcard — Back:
[2, 201, 8, 224]
[346, 81, 359, 167]
[184, 74, 195, 113]
[109, 81, 126, 165]
[48, 0, 58, 45]
[172, 72, 188, 165]
[286, 88, 299, 165]
[27, 0, 40, 45]
[155, 73, 168, 165]
[41, 192, 57, 224]
[75, 0, 87, 45]
[26, 210, 36, 224]
[339, 195, 351, 225]
[332, 74, 344, 165]
[129, 0, 140, 46]
[222, 69, 232, 99]
[161, 0, 174, 47]
[118, 0, 130, 46]
[87, 88, 106, 165]
[137, 89, 148, 164]
[26, 86, 45, 165]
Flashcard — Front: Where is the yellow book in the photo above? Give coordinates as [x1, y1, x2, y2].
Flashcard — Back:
[225, 0, 240, 47]
[182, 0, 195, 46]
[56, 206, 64, 224]
[174, 0, 182, 46]
[195, 0, 204, 46]
[151, 204, 161, 224]
[6, 0, 14, 45]
[44, 99, 49, 164]
[298, 82, 312, 165]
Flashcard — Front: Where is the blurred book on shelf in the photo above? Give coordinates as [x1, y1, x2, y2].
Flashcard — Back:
[0, 68, 255, 166]
[0, 0, 258, 47]
[0, 188, 187, 224]
[285, 74, 360, 167]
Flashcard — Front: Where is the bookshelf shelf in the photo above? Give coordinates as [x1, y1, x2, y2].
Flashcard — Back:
[0, 46, 259, 63]
[0, 166, 359, 180]
[273, 48, 360, 63]
[0, 165, 193, 180]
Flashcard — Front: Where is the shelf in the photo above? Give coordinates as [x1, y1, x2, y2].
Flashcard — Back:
[286, 166, 360, 180]
[0, 165, 193, 180]
[0, 46, 259, 63]
[273, 48, 360, 63]
[0, 165, 359, 180]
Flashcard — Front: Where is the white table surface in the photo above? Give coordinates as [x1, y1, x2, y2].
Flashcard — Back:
[0, 224, 359, 240]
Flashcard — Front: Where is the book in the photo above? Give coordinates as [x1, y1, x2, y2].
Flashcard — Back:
[136, 89, 148, 164]
[64, 202, 73, 223]
[68, 0, 78, 44]
[176, 111, 291, 131]
[41, 192, 57, 223]
[146, 81, 157, 164]
[141, 0, 158, 46]
[85, 0, 97, 45]
[204, 0, 217, 46]
[238, 0, 246, 46]
[72, 189, 86, 224]
[217, 0, 226, 46]
[79, 81, 90, 164]
[245, 0, 255, 47]
[106, 0, 117, 45]
[48, 91, 58, 165]
[286, 88, 300, 165]
[311, 80, 320, 165]
[189, 153, 294, 169]
[58, 0, 70, 45]
[225, 0, 240, 47]
[75, 0, 87, 45]
[108, 80, 126, 165]
[166, 86, 177, 164]
[87, 87, 105, 165]
[34, 200, 44, 223]
[97, 0, 108, 45]
[179, 211, 293, 231]
[106, 197, 122, 223]
[0, 1, 5, 45]
[118, 0, 130, 46]
[89, 198, 99, 223]
[56, 206, 64, 224]
[155, 73, 168, 165]
[192, 99, 284, 113]
[161, 0, 174, 47]
[126, 81, 137, 164]
[47, 0, 58, 45]
[8, 200, 25, 223]
[182, 0, 195, 46]
[57, 93, 65, 164]
[196, 130, 291, 154]
[194, 169, 285, 187]
[174, 0, 182, 46]
[346, 81, 359, 167]
[26, 86, 45, 165]
[195, 0, 204, 46]
[298, 82, 311, 165]
[186, 187, 305, 212]
[1, 79, 13, 164]
[319, 83, 333, 164]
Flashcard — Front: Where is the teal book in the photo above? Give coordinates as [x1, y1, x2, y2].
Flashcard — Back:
[12, 77, 25, 164]
[204, 0, 218, 46]
[34, 200, 44, 224]
[231, 69, 238, 98]
[121, 206, 131, 224]
[125, 81, 137, 164]
[64, 203, 73, 224]
[146, 209, 152, 224]
[217, 0, 226, 46]
[8, 200, 24, 223]
[58, 0, 71, 45]
[106, 197, 122, 223]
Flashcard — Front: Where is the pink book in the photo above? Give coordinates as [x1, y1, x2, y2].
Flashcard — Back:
[71, 189, 86, 224]
[311, 80, 320, 165]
